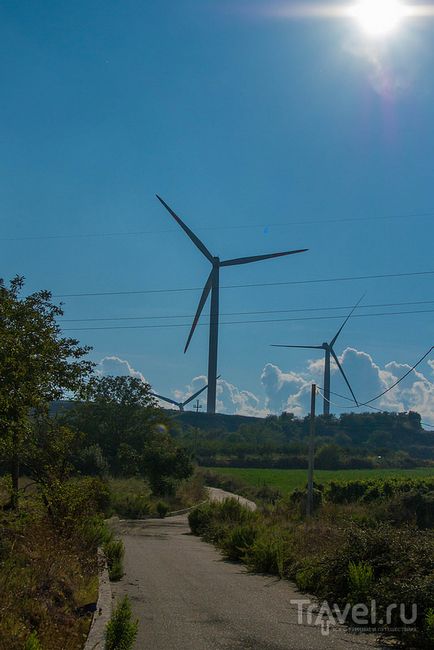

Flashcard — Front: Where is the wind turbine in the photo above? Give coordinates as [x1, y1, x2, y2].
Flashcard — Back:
[151, 381, 211, 412]
[156, 195, 308, 414]
[271, 297, 364, 415]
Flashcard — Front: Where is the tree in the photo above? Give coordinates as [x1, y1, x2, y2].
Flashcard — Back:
[141, 430, 193, 495]
[64, 375, 193, 490]
[0, 277, 93, 507]
[64, 375, 160, 475]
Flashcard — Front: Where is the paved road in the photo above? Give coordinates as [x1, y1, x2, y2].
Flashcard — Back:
[111, 491, 381, 650]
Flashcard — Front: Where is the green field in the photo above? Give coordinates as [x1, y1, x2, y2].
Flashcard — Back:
[209, 467, 434, 495]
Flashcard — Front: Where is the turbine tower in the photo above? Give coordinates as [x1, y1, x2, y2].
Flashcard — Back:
[271, 298, 363, 415]
[151, 381, 211, 412]
[156, 195, 308, 414]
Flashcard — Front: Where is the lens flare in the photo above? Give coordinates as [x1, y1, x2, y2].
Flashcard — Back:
[351, 0, 406, 36]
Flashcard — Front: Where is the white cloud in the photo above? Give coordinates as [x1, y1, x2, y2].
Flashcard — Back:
[260, 363, 305, 413]
[175, 375, 268, 417]
[263, 347, 434, 422]
[96, 350, 434, 422]
[97, 356, 148, 384]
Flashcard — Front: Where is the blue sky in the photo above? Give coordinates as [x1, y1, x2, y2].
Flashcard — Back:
[1, 1, 433, 417]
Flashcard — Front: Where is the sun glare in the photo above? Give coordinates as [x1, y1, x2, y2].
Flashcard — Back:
[351, 0, 406, 36]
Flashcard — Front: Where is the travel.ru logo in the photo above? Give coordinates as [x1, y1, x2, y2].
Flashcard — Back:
[290, 599, 418, 636]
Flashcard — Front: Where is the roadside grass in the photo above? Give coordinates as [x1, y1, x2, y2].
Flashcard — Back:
[208, 467, 434, 495]
[108, 472, 207, 519]
[189, 482, 434, 649]
[0, 477, 109, 649]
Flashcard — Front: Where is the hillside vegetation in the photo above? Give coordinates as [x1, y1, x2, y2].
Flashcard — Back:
[173, 410, 434, 469]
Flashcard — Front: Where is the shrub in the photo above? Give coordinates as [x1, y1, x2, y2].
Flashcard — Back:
[105, 596, 138, 650]
[103, 539, 125, 581]
[112, 493, 150, 519]
[24, 633, 42, 650]
[295, 562, 323, 593]
[220, 524, 258, 561]
[188, 503, 214, 536]
[156, 501, 169, 518]
[245, 530, 291, 577]
[216, 498, 252, 524]
[348, 561, 374, 604]
[425, 608, 434, 644]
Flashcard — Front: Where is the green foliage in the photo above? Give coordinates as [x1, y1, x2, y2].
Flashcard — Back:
[142, 432, 193, 495]
[220, 524, 258, 561]
[0, 276, 93, 507]
[176, 408, 431, 470]
[425, 608, 434, 643]
[295, 562, 323, 592]
[315, 443, 342, 469]
[105, 596, 138, 650]
[41, 477, 111, 529]
[212, 467, 434, 498]
[112, 493, 151, 519]
[24, 633, 42, 650]
[103, 539, 125, 582]
[244, 531, 290, 577]
[155, 501, 169, 518]
[188, 503, 215, 536]
[348, 561, 374, 604]
[61, 375, 193, 494]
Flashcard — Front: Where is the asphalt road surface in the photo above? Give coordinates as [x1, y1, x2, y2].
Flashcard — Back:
[111, 490, 381, 650]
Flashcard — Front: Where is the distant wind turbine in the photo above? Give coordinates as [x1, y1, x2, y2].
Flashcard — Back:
[151, 379, 216, 412]
[156, 195, 308, 414]
[271, 297, 364, 415]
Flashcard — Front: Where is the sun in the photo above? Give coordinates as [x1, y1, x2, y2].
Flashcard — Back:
[351, 0, 406, 36]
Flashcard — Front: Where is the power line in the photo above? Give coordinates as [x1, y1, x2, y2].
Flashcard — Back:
[53, 269, 434, 298]
[317, 387, 434, 431]
[61, 298, 434, 322]
[61, 308, 434, 331]
[3, 210, 434, 242]
[319, 346, 434, 407]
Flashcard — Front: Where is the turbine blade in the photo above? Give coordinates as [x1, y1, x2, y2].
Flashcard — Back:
[184, 271, 213, 353]
[271, 344, 323, 349]
[182, 383, 209, 406]
[150, 393, 180, 408]
[330, 294, 365, 347]
[330, 348, 359, 406]
[156, 195, 214, 262]
[220, 249, 308, 267]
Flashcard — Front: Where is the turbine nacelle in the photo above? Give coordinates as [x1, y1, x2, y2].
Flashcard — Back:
[271, 296, 365, 413]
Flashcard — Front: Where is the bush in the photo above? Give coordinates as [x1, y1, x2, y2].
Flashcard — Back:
[425, 609, 434, 644]
[244, 530, 292, 577]
[156, 501, 169, 518]
[220, 524, 258, 561]
[24, 633, 42, 650]
[105, 596, 138, 650]
[104, 539, 125, 582]
[348, 561, 374, 604]
[188, 503, 214, 536]
[112, 493, 151, 519]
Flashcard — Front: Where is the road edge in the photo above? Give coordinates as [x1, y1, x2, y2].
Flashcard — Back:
[83, 549, 112, 650]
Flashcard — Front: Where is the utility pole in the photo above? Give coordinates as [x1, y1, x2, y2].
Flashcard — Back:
[307, 384, 316, 518]
[194, 400, 202, 414]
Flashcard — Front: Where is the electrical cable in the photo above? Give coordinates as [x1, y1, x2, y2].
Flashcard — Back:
[317, 387, 434, 430]
[53, 269, 434, 298]
[3, 210, 434, 242]
[61, 298, 434, 323]
[61, 308, 434, 331]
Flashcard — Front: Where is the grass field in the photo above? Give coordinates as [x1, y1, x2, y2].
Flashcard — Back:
[208, 467, 434, 495]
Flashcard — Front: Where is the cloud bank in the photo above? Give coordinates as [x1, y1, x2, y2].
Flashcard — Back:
[96, 348, 434, 423]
